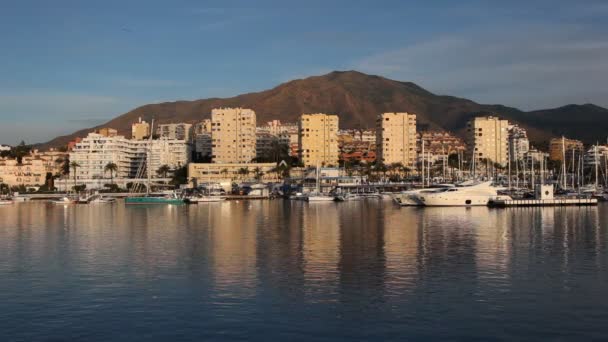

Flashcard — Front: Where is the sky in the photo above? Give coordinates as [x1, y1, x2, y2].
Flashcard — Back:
[1, 0, 607, 145]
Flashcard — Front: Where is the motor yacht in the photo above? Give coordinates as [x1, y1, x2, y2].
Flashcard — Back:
[393, 184, 455, 206]
[415, 181, 510, 207]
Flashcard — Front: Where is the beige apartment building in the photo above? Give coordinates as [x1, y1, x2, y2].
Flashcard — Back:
[211, 108, 257, 163]
[466, 116, 510, 167]
[0, 158, 46, 187]
[376, 112, 417, 167]
[298, 113, 339, 167]
[549, 137, 584, 161]
[131, 118, 150, 140]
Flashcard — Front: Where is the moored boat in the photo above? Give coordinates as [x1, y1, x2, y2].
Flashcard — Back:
[416, 181, 509, 207]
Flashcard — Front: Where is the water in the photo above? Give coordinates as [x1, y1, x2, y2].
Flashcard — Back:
[1, 201, 607, 341]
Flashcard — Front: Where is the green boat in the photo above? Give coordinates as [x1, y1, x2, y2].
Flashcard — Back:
[125, 194, 184, 205]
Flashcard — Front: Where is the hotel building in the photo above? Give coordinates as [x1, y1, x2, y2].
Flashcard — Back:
[376, 112, 417, 167]
[298, 113, 339, 167]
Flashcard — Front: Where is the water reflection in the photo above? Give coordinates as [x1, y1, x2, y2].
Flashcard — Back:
[1, 201, 607, 340]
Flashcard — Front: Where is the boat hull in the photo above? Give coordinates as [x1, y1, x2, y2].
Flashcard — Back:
[419, 195, 492, 206]
[125, 197, 184, 204]
[186, 197, 225, 203]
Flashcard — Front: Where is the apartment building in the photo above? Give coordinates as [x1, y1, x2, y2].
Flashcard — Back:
[549, 137, 584, 161]
[131, 118, 150, 140]
[69, 133, 190, 181]
[508, 125, 530, 161]
[0, 158, 46, 186]
[157, 123, 193, 141]
[211, 108, 257, 163]
[193, 119, 212, 160]
[376, 112, 417, 167]
[96, 127, 118, 137]
[298, 113, 339, 167]
[466, 116, 510, 167]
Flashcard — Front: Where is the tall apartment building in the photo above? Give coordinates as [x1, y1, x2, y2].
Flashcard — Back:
[131, 117, 150, 140]
[298, 113, 339, 167]
[508, 124, 530, 161]
[549, 137, 584, 161]
[157, 123, 193, 141]
[211, 108, 257, 163]
[466, 116, 510, 167]
[193, 119, 212, 160]
[376, 112, 417, 167]
[69, 133, 190, 181]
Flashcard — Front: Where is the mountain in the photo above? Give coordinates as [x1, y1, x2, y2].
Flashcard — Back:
[41, 71, 608, 149]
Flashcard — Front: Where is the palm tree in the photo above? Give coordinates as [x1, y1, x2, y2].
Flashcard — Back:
[104, 162, 118, 185]
[253, 167, 263, 181]
[221, 168, 229, 180]
[69, 161, 80, 187]
[237, 167, 250, 180]
[157, 164, 171, 178]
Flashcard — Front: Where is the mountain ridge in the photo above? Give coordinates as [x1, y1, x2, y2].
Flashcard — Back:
[40, 70, 608, 149]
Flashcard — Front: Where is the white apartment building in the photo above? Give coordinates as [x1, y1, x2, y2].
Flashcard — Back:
[376, 112, 417, 167]
[584, 145, 608, 166]
[157, 123, 193, 141]
[298, 113, 339, 167]
[211, 108, 257, 163]
[69, 133, 190, 181]
[508, 124, 530, 162]
[0, 145, 11, 152]
[467, 116, 510, 167]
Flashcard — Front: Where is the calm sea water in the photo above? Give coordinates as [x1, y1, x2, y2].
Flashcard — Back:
[1, 200, 607, 341]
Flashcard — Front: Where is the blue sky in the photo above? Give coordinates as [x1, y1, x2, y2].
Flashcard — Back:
[1, 0, 607, 144]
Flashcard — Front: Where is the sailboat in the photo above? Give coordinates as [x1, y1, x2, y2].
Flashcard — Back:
[125, 119, 184, 205]
[305, 164, 334, 202]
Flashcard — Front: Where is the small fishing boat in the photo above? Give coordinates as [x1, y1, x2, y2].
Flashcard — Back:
[52, 196, 77, 205]
[334, 193, 364, 202]
[0, 198, 13, 205]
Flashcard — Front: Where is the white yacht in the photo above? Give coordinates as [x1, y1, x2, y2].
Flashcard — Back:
[88, 194, 116, 204]
[393, 184, 455, 206]
[305, 191, 335, 202]
[415, 181, 510, 207]
[334, 193, 364, 202]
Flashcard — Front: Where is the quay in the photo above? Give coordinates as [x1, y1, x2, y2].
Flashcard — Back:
[490, 198, 598, 207]
[490, 184, 598, 207]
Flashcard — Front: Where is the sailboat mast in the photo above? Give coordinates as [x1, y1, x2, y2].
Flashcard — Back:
[421, 140, 425, 187]
[147, 118, 154, 196]
[595, 144, 599, 191]
[561, 136, 566, 189]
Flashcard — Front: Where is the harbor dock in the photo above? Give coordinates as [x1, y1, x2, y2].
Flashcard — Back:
[490, 197, 598, 207]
